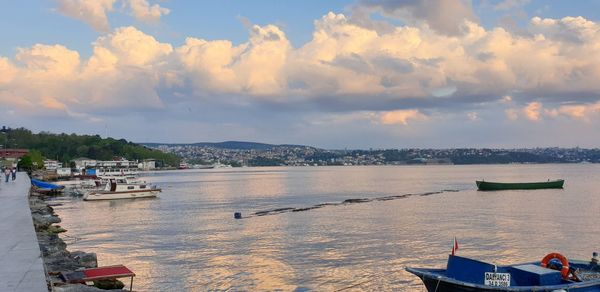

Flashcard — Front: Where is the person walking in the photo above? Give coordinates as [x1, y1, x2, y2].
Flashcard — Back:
[11, 167, 16, 181]
[4, 167, 10, 183]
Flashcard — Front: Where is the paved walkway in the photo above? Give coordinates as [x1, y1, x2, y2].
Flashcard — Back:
[0, 172, 48, 291]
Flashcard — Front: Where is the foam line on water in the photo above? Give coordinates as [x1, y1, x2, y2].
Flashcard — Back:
[241, 189, 460, 219]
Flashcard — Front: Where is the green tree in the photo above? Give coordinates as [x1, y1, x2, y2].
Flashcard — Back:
[17, 155, 33, 171]
[18, 149, 44, 171]
[3, 127, 180, 167]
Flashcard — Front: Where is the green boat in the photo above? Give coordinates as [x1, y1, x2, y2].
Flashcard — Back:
[476, 179, 564, 191]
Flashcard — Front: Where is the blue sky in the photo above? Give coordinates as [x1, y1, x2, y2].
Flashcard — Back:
[2, 0, 600, 148]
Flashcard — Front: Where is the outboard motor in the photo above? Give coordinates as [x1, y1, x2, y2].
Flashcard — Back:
[591, 252, 599, 271]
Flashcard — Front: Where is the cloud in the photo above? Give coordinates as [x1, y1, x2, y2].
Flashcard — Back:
[55, 0, 169, 31]
[507, 101, 600, 122]
[545, 103, 600, 121]
[177, 24, 291, 97]
[0, 57, 16, 84]
[523, 102, 542, 121]
[494, 0, 530, 11]
[126, 0, 170, 22]
[90, 26, 173, 68]
[56, 0, 116, 32]
[467, 112, 479, 121]
[4, 12, 600, 141]
[16, 44, 81, 77]
[505, 108, 519, 121]
[357, 0, 477, 36]
[0, 27, 171, 118]
[41, 10, 600, 113]
[380, 109, 427, 125]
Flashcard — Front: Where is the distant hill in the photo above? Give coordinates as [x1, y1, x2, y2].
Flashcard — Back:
[1, 127, 181, 167]
[142, 141, 312, 150]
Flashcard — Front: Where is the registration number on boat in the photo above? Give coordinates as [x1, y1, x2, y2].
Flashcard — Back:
[484, 272, 510, 287]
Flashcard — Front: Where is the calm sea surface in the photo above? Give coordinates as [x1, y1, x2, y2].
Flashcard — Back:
[53, 164, 600, 291]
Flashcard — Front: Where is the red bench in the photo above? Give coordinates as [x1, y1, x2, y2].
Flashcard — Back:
[60, 265, 136, 291]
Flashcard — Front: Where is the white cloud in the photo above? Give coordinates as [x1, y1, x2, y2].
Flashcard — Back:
[467, 112, 479, 121]
[380, 110, 427, 125]
[57, 0, 116, 32]
[0, 57, 16, 84]
[177, 24, 291, 97]
[4, 12, 600, 135]
[126, 0, 170, 22]
[494, 0, 530, 11]
[358, 0, 477, 36]
[505, 108, 519, 121]
[16, 44, 81, 77]
[511, 102, 600, 122]
[0, 27, 171, 117]
[545, 103, 600, 121]
[55, 0, 169, 31]
[523, 102, 542, 121]
[90, 26, 173, 68]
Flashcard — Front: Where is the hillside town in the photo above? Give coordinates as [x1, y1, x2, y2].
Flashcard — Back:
[151, 144, 600, 167]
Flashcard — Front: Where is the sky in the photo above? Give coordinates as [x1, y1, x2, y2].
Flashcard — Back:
[1, 0, 600, 149]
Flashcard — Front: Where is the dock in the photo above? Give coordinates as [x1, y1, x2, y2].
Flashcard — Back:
[0, 172, 48, 291]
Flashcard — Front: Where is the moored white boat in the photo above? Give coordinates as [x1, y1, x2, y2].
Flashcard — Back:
[83, 178, 161, 201]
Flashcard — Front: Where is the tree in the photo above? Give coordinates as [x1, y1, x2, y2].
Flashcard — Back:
[18, 155, 33, 171]
[18, 150, 44, 172]
[3, 127, 180, 167]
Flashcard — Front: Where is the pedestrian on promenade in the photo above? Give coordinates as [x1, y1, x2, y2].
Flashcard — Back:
[11, 167, 16, 181]
[4, 167, 10, 182]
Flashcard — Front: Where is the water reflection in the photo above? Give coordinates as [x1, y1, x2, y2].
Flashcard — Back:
[54, 164, 600, 291]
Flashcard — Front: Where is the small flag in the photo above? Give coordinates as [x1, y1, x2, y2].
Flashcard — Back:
[451, 237, 459, 256]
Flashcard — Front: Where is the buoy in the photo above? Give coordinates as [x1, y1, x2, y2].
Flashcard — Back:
[234, 212, 242, 219]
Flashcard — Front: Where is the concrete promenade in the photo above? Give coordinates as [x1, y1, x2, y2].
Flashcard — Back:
[0, 172, 48, 291]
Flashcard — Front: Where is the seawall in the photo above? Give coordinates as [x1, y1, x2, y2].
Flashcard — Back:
[0, 172, 48, 291]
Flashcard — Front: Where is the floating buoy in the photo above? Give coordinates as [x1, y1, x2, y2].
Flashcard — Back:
[234, 212, 242, 219]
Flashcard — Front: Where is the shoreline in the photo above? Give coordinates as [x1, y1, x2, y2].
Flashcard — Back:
[28, 187, 126, 291]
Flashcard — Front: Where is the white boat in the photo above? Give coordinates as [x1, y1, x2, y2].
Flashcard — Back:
[83, 178, 161, 201]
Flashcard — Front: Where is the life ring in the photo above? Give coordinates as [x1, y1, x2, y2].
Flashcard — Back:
[541, 252, 570, 279]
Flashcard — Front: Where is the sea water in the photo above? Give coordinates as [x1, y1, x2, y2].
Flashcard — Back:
[53, 164, 600, 291]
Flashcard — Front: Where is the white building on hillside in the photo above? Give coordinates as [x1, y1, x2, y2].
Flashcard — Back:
[139, 159, 156, 171]
[43, 160, 63, 170]
[72, 157, 97, 172]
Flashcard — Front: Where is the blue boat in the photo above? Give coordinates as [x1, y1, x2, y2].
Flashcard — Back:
[407, 253, 600, 291]
[31, 178, 65, 192]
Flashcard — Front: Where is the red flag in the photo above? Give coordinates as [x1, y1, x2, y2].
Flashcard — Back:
[451, 237, 459, 255]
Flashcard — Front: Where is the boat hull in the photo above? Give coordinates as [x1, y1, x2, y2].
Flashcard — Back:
[83, 189, 160, 201]
[407, 267, 600, 292]
[420, 276, 504, 292]
[476, 180, 564, 191]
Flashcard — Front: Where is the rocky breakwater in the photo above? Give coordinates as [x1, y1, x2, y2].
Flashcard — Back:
[29, 189, 125, 291]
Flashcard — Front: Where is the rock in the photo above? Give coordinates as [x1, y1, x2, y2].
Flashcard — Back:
[54, 284, 106, 292]
[93, 279, 125, 290]
[71, 251, 98, 269]
[32, 213, 61, 231]
[37, 233, 68, 256]
[47, 225, 68, 234]
[44, 255, 81, 272]
[29, 184, 114, 290]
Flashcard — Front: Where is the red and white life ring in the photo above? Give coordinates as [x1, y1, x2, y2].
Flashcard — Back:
[541, 252, 570, 279]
